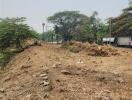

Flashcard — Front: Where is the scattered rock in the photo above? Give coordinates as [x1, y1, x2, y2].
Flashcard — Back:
[32, 74, 37, 77]
[40, 74, 47, 77]
[0, 88, 5, 93]
[61, 70, 71, 75]
[21, 64, 31, 69]
[42, 68, 49, 73]
[98, 96, 112, 100]
[26, 94, 42, 100]
[52, 63, 62, 68]
[43, 76, 48, 80]
[58, 88, 65, 93]
[27, 57, 31, 61]
[117, 78, 124, 83]
[43, 81, 50, 86]
[4, 76, 11, 82]
[0, 94, 3, 99]
[44, 93, 49, 98]
[56, 79, 61, 82]
[76, 59, 84, 64]
[97, 76, 106, 82]
[40, 81, 50, 86]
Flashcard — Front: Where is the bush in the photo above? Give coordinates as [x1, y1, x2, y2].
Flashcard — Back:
[0, 52, 14, 69]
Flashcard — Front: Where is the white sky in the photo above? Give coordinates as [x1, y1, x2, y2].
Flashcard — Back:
[0, 0, 129, 33]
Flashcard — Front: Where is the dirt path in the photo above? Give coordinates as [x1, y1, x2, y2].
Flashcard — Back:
[0, 44, 132, 100]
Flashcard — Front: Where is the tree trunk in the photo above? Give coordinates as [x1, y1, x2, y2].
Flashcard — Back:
[94, 32, 97, 43]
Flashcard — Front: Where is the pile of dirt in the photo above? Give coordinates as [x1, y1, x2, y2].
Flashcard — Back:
[0, 43, 132, 99]
[62, 41, 120, 57]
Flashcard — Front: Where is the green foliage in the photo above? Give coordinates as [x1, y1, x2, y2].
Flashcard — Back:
[48, 11, 108, 43]
[48, 11, 88, 42]
[0, 17, 38, 50]
[97, 23, 108, 40]
[73, 12, 108, 42]
[40, 30, 62, 42]
[0, 52, 14, 69]
[72, 18, 94, 42]
[111, 5, 132, 36]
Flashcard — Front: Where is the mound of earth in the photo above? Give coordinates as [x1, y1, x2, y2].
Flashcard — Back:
[62, 41, 120, 57]
[0, 43, 132, 100]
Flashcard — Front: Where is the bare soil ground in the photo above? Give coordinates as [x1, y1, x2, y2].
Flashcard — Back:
[0, 43, 132, 100]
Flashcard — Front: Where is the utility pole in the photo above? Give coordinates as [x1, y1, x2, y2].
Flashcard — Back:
[42, 23, 45, 33]
[42, 23, 45, 42]
[108, 17, 113, 44]
[109, 18, 112, 37]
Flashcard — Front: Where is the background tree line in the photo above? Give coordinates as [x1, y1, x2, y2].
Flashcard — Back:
[40, 11, 108, 43]
[111, 3, 132, 37]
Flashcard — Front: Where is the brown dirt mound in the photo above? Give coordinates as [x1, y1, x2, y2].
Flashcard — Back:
[0, 43, 132, 100]
[62, 41, 120, 57]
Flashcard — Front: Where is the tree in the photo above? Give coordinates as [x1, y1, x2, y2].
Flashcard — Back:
[89, 11, 100, 42]
[111, 4, 132, 37]
[47, 11, 88, 42]
[40, 30, 56, 42]
[72, 17, 94, 42]
[75, 11, 108, 43]
[96, 23, 109, 42]
[0, 17, 38, 50]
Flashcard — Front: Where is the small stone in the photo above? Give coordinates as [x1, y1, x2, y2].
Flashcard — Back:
[76, 59, 84, 64]
[58, 88, 65, 93]
[43, 76, 48, 80]
[0, 94, 3, 99]
[21, 65, 31, 69]
[43, 81, 50, 86]
[40, 81, 50, 86]
[0, 88, 5, 93]
[52, 63, 61, 68]
[40, 74, 47, 77]
[99, 96, 112, 100]
[117, 78, 124, 83]
[61, 70, 71, 75]
[27, 94, 42, 100]
[44, 94, 49, 98]
[42, 68, 49, 73]
[32, 74, 36, 77]
[4, 76, 11, 82]
[56, 79, 60, 82]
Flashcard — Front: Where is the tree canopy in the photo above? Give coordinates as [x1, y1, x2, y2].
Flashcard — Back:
[48, 11, 88, 42]
[47, 11, 108, 43]
[111, 5, 132, 37]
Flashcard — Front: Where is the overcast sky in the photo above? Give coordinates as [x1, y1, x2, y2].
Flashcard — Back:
[0, 0, 129, 33]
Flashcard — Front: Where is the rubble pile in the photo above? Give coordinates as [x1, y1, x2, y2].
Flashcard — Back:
[62, 41, 120, 57]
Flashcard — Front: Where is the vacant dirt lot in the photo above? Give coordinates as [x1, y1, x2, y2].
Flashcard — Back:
[0, 43, 132, 100]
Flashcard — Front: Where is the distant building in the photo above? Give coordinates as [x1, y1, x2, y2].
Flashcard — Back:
[113, 32, 132, 46]
[103, 32, 132, 47]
